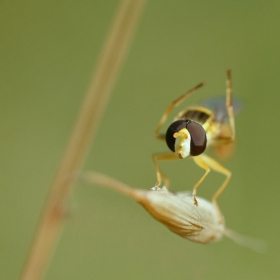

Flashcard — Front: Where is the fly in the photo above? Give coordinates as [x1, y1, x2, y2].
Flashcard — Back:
[152, 69, 237, 221]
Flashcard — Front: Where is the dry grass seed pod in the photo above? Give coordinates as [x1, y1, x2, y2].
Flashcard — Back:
[82, 172, 266, 251]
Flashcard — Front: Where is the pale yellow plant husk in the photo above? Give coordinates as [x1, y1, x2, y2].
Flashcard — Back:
[83, 171, 267, 252]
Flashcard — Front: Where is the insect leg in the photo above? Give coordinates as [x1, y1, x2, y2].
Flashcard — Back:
[152, 152, 179, 188]
[194, 153, 231, 222]
[154, 82, 205, 140]
[192, 156, 211, 206]
[207, 70, 236, 147]
[226, 69, 235, 141]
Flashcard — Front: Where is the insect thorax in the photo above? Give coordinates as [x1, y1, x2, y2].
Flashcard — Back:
[176, 107, 213, 128]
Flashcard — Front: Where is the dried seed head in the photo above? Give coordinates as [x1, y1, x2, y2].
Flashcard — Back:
[82, 172, 267, 251]
[140, 186, 224, 244]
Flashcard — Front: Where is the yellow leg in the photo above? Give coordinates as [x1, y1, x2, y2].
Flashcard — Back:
[193, 154, 231, 222]
[154, 82, 205, 140]
[152, 152, 179, 188]
[209, 69, 236, 147]
[226, 69, 235, 141]
[192, 156, 211, 205]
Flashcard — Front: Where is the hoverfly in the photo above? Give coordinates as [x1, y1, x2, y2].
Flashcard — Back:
[152, 70, 239, 221]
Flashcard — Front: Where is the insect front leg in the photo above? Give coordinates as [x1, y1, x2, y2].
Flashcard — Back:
[154, 82, 205, 140]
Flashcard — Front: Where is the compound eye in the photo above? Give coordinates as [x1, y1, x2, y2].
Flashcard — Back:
[186, 121, 207, 156]
[165, 120, 188, 152]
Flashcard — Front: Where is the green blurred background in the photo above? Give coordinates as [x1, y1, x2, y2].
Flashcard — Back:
[1, 1, 280, 279]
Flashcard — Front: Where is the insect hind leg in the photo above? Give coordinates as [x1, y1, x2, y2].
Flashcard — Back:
[226, 69, 235, 141]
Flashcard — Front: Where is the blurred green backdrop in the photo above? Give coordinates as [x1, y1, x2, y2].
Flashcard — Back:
[1, 1, 280, 279]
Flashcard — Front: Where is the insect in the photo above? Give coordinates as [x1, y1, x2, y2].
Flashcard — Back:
[152, 69, 237, 221]
[84, 70, 264, 249]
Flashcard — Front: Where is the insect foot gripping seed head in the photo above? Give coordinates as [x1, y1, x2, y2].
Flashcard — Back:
[82, 172, 267, 250]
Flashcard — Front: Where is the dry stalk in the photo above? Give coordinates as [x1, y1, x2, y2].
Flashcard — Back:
[20, 1, 146, 279]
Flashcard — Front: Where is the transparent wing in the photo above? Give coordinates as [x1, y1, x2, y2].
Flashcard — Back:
[200, 96, 242, 159]
[200, 96, 242, 124]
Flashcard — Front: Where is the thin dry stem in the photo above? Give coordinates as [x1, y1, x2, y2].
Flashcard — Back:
[82, 172, 145, 201]
[20, 1, 146, 279]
